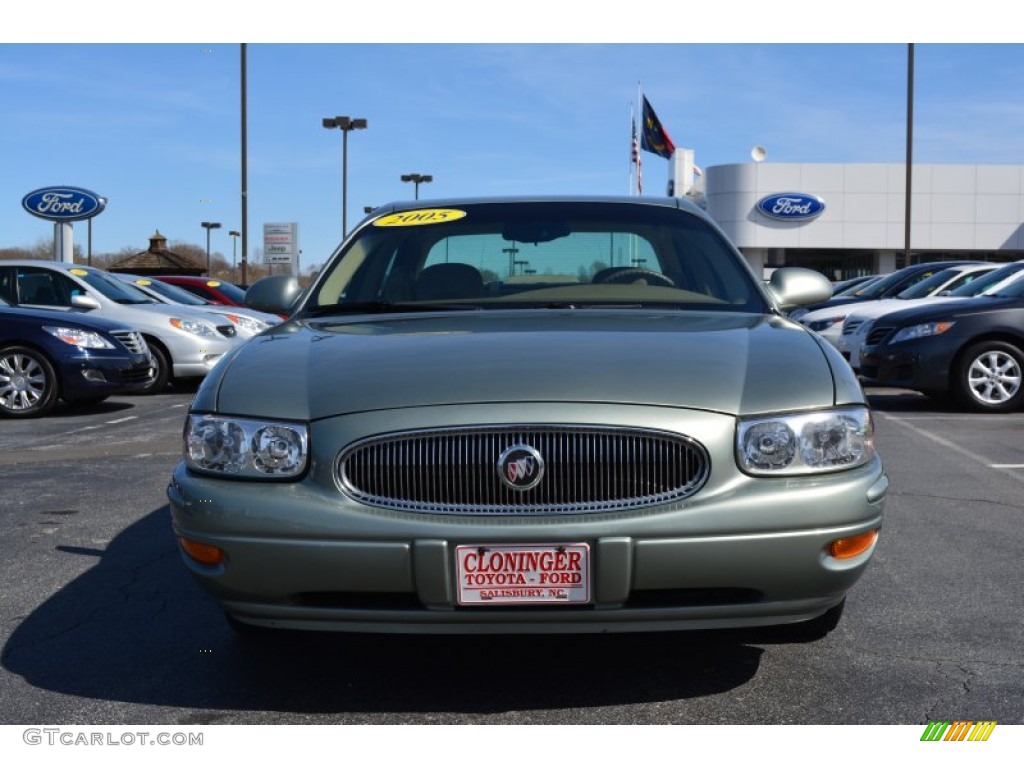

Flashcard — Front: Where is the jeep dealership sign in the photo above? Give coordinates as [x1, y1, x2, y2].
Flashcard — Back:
[22, 186, 106, 222]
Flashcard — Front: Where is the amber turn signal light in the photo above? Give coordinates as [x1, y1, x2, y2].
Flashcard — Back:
[828, 529, 878, 559]
[179, 537, 225, 566]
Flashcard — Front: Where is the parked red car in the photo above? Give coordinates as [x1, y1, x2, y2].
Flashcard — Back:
[154, 276, 249, 308]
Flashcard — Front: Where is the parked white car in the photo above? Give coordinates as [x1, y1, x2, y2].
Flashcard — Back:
[111, 273, 280, 338]
[799, 263, 995, 349]
[838, 261, 1024, 370]
[0, 261, 246, 393]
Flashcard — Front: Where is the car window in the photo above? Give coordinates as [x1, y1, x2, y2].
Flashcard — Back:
[0, 268, 15, 304]
[310, 202, 765, 312]
[16, 267, 75, 307]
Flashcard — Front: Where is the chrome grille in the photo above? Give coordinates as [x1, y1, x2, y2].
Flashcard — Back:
[110, 330, 148, 355]
[337, 425, 710, 515]
[866, 325, 894, 346]
[841, 318, 867, 336]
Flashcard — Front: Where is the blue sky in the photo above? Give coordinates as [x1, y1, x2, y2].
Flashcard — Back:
[3, 5, 1021, 275]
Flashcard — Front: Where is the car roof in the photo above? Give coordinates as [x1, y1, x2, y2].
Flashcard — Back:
[366, 195, 705, 214]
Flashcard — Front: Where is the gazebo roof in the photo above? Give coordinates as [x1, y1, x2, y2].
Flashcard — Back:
[107, 230, 205, 276]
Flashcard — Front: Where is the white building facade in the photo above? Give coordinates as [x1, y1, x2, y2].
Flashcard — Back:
[695, 162, 1024, 279]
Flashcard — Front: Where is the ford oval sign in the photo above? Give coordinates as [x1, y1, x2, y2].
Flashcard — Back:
[22, 186, 106, 222]
[756, 193, 825, 221]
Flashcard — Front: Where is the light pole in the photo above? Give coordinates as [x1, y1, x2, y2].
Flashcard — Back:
[322, 115, 367, 239]
[502, 246, 519, 277]
[201, 221, 221, 274]
[87, 197, 106, 266]
[229, 230, 240, 282]
[401, 173, 433, 200]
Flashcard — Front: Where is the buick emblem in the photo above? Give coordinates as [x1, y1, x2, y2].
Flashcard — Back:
[497, 444, 545, 491]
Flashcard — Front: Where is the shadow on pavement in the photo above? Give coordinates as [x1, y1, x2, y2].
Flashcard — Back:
[3, 506, 764, 720]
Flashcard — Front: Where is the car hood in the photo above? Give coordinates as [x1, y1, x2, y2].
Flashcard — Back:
[846, 295, 960, 321]
[870, 294, 1022, 326]
[197, 310, 845, 420]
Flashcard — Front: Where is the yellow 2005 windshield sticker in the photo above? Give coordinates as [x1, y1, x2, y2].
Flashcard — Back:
[373, 209, 466, 227]
[70, 268, 89, 276]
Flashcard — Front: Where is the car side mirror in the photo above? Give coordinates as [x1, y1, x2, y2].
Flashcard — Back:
[245, 275, 302, 315]
[767, 268, 833, 310]
[71, 294, 101, 310]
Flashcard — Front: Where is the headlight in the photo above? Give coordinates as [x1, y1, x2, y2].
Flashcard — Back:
[737, 407, 875, 476]
[184, 415, 308, 478]
[224, 314, 269, 333]
[42, 326, 115, 349]
[807, 316, 845, 332]
[169, 317, 217, 337]
[889, 321, 955, 344]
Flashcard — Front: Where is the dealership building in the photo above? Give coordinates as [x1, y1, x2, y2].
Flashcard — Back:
[673, 158, 1024, 279]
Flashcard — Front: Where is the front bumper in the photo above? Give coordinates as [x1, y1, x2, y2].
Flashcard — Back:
[164, 335, 237, 378]
[59, 351, 154, 399]
[859, 335, 960, 391]
[167, 403, 887, 634]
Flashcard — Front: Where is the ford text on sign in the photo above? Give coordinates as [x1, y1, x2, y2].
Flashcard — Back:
[756, 193, 826, 221]
[22, 187, 106, 221]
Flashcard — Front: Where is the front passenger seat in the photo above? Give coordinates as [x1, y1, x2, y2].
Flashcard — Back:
[414, 263, 484, 301]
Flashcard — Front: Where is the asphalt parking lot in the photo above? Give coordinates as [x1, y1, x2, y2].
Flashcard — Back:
[1, 385, 1022, 726]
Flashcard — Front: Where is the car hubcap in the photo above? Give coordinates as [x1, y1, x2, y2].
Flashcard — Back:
[0, 354, 45, 410]
[968, 351, 1021, 404]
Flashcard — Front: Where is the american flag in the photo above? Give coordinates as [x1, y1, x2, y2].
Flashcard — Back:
[631, 115, 642, 195]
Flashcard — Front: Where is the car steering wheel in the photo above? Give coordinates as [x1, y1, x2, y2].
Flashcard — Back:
[594, 268, 676, 287]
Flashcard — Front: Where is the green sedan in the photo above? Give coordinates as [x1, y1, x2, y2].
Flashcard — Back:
[168, 196, 886, 639]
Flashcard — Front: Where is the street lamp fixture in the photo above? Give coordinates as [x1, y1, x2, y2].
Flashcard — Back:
[229, 230, 241, 281]
[401, 173, 433, 200]
[322, 115, 368, 238]
[201, 221, 222, 274]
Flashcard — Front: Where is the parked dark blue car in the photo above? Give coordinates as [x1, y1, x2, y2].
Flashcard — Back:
[0, 297, 154, 417]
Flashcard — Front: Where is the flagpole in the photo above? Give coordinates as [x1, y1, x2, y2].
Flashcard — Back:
[636, 81, 643, 197]
[628, 103, 634, 195]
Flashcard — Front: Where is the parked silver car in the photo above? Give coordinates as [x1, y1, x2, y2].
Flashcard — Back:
[169, 197, 887, 640]
[111, 273, 280, 338]
[0, 261, 245, 393]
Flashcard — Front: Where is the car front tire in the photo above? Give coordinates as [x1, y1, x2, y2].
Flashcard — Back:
[139, 341, 171, 395]
[953, 341, 1024, 413]
[0, 345, 59, 418]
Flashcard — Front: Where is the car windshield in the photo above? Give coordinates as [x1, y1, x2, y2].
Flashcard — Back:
[852, 267, 930, 299]
[895, 267, 968, 299]
[949, 262, 1024, 296]
[986, 274, 1024, 299]
[134, 278, 209, 306]
[833, 276, 876, 296]
[306, 201, 766, 314]
[81, 269, 158, 304]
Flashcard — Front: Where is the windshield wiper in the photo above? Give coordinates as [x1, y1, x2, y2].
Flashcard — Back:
[303, 301, 481, 317]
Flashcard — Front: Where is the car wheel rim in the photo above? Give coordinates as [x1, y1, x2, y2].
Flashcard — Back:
[968, 351, 1022, 404]
[0, 353, 46, 411]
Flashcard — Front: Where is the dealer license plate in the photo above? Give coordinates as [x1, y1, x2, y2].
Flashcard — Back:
[455, 543, 591, 606]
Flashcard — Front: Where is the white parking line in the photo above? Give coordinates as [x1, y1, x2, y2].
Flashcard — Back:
[876, 413, 1024, 483]
[105, 416, 138, 424]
